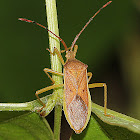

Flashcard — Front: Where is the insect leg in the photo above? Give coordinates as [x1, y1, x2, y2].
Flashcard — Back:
[46, 47, 65, 65]
[61, 45, 78, 54]
[73, 45, 78, 56]
[88, 83, 112, 117]
[60, 47, 71, 53]
[87, 72, 92, 83]
[35, 84, 64, 112]
[43, 68, 64, 84]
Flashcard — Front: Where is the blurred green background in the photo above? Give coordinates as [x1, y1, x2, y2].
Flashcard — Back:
[0, 0, 140, 120]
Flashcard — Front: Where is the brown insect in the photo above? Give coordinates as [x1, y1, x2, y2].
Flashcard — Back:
[19, 1, 112, 134]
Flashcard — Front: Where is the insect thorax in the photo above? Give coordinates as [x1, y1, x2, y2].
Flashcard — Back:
[64, 59, 88, 70]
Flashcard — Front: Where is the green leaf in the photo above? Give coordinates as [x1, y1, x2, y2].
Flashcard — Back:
[0, 112, 54, 140]
[91, 102, 140, 134]
[92, 113, 140, 140]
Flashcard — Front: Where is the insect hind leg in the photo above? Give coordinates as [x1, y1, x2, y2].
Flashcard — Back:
[88, 83, 113, 117]
[87, 72, 92, 83]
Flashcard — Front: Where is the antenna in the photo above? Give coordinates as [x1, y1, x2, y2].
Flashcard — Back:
[70, 1, 112, 51]
[18, 18, 68, 51]
[19, 1, 112, 52]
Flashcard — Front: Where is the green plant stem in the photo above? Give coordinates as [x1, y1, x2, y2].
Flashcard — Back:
[54, 105, 62, 139]
[0, 94, 56, 114]
[0, 102, 32, 111]
[45, 0, 63, 139]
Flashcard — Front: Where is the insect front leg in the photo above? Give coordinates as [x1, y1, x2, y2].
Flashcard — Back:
[61, 45, 78, 55]
[60, 47, 71, 53]
[46, 47, 65, 65]
[73, 45, 78, 56]
[43, 68, 64, 84]
[35, 84, 64, 112]
[88, 83, 112, 117]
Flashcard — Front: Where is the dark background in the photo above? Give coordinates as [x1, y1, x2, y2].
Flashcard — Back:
[0, 0, 140, 121]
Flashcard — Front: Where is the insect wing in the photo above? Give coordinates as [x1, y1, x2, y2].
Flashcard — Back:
[63, 69, 91, 134]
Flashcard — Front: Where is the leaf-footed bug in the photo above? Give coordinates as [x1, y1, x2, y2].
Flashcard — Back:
[19, 1, 112, 134]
